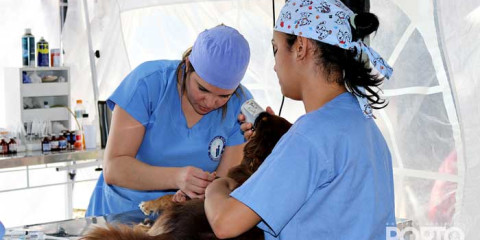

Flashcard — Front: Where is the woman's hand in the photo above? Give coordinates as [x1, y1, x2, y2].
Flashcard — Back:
[206, 177, 239, 196]
[238, 106, 275, 141]
[176, 167, 216, 199]
[172, 190, 187, 203]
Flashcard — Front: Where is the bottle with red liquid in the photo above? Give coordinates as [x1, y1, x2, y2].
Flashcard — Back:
[74, 130, 84, 150]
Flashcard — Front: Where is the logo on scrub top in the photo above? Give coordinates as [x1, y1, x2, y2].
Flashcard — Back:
[208, 136, 226, 161]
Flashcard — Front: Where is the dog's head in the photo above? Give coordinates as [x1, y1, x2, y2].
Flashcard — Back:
[242, 112, 292, 173]
[227, 112, 291, 185]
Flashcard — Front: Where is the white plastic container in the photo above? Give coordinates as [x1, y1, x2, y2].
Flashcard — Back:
[83, 124, 96, 149]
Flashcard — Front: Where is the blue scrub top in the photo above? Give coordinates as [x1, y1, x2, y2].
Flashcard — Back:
[0, 220, 4, 239]
[231, 92, 396, 239]
[86, 60, 252, 216]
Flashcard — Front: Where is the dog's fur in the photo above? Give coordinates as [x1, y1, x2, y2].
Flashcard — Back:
[82, 112, 292, 240]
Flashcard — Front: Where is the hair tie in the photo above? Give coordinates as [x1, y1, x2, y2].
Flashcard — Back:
[349, 14, 358, 30]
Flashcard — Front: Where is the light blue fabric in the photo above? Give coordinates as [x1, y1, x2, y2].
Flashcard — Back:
[190, 25, 250, 90]
[0, 220, 5, 239]
[231, 92, 396, 240]
[86, 60, 252, 216]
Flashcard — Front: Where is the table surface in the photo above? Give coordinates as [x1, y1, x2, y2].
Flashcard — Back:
[5, 210, 155, 239]
[0, 148, 104, 169]
[4, 211, 413, 240]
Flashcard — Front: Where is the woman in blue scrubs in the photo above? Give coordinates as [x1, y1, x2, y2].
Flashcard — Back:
[86, 25, 252, 216]
[205, 1, 396, 239]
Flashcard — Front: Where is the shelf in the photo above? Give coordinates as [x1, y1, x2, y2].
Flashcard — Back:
[22, 107, 70, 122]
[0, 148, 104, 169]
[21, 82, 69, 97]
[4, 66, 71, 130]
[21, 67, 69, 71]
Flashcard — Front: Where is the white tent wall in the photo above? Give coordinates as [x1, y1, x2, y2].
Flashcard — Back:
[0, 0, 479, 237]
[89, 0, 300, 120]
[437, 1, 480, 238]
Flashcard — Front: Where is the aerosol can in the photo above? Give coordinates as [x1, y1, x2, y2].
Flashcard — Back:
[22, 28, 35, 67]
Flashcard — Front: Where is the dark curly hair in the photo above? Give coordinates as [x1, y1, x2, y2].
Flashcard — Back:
[284, 12, 387, 109]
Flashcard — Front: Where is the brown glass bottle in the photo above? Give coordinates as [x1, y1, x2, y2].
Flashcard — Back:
[50, 135, 59, 151]
[0, 139, 8, 154]
[42, 136, 51, 152]
[8, 138, 17, 154]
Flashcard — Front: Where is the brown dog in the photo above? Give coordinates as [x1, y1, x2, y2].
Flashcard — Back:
[82, 112, 292, 240]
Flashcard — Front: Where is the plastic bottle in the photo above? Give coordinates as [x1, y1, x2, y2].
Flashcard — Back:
[44, 101, 50, 108]
[22, 28, 35, 67]
[82, 113, 88, 149]
[82, 113, 96, 149]
[74, 100, 86, 120]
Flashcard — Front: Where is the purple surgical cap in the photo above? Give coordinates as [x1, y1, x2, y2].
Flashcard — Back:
[189, 25, 250, 90]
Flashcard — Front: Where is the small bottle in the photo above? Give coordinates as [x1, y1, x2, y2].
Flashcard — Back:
[69, 131, 76, 150]
[0, 138, 8, 155]
[42, 136, 51, 152]
[50, 134, 59, 151]
[62, 130, 71, 150]
[74, 131, 84, 150]
[58, 134, 67, 151]
[82, 113, 89, 149]
[74, 100, 86, 119]
[44, 101, 50, 108]
[8, 138, 17, 154]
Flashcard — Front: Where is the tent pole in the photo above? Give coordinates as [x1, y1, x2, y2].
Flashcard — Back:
[82, 0, 99, 107]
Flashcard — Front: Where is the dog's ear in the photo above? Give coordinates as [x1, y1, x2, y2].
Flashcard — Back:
[243, 112, 292, 172]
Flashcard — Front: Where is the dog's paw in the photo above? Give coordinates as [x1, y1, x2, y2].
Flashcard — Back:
[133, 220, 152, 232]
[139, 201, 154, 215]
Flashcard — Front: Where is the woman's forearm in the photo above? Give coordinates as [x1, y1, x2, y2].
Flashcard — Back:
[205, 178, 260, 239]
[103, 155, 181, 191]
[205, 179, 237, 238]
[215, 143, 246, 177]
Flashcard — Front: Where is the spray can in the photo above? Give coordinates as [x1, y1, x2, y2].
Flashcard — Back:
[37, 37, 49, 67]
[22, 28, 35, 67]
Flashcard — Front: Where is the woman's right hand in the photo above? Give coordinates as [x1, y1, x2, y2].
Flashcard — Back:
[238, 106, 275, 141]
[172, 190, 187, 203]
[176, 166, 216, 199]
